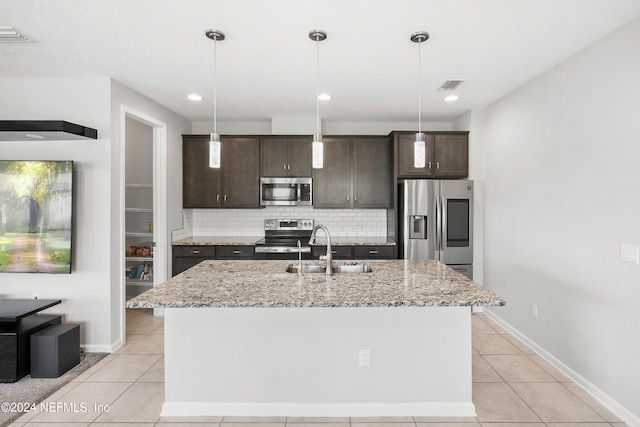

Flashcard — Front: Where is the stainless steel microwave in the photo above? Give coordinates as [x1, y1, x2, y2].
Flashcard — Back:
[260, 177, 312, 206]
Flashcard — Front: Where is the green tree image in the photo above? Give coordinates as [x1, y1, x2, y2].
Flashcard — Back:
[0, 161, 73, 273]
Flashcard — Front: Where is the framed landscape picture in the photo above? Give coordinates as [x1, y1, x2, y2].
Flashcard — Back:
[0, 160, 73, 274]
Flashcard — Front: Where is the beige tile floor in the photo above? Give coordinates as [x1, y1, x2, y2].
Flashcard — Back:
[9, 309, 626, 427]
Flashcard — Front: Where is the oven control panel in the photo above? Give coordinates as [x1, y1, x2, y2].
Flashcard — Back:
[264, 219, 314, 231]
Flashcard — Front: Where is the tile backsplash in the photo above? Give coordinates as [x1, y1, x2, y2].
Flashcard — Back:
[172, 207, 387, 240]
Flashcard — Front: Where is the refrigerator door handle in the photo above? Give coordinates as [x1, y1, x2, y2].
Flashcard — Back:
[435, 194, 441, 255]
[440, 195, 448, 252]
[440, 194, 447, 253]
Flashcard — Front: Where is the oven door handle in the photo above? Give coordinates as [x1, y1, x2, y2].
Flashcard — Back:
[254, 246, 312, 254]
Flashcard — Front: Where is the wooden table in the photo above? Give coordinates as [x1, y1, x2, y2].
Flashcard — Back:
[0, 299, 62, 382]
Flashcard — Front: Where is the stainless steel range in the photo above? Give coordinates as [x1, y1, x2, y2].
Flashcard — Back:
[254, 219, 314, 260]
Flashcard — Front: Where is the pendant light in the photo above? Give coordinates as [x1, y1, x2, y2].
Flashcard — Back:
[206, 29, 225, 168]
[410, 31, 429, 168]
[309, 29, 327, 169]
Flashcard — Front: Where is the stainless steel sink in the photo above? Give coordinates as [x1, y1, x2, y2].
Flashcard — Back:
[286, 262, 373, 274]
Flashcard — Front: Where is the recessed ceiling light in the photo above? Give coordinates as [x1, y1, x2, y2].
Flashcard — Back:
[318, 93, 331, 101]
[187, 94, 203, 101]
[444, 95, 459, 102]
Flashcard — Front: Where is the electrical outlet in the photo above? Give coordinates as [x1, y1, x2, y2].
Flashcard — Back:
[530, 303, 538, 319]
[32, 292, 40, 300]
[358, 349, 370, 367]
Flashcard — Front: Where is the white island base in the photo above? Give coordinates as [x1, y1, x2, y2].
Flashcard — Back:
[162, 306, 475, 418]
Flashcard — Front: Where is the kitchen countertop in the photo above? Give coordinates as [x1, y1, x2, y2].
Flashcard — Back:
[126, 259, 504, 309]
[309, 237, 395, 246]
[172, 236, 262, 245]
[171, 236, 395, 246]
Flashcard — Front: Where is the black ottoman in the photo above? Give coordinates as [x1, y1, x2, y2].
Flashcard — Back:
[30, 324, 80, 378]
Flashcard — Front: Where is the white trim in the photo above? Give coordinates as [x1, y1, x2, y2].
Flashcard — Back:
[83, 343, 117, 353]
[119, 105, 168, 348]
[161, 401, 476, 418]
[484, 309, 640, 427]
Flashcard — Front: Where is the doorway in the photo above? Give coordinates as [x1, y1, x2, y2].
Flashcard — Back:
[120, 106, 167, 346]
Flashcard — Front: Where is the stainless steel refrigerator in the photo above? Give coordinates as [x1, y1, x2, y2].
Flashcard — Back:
[398, 180, 474, 279]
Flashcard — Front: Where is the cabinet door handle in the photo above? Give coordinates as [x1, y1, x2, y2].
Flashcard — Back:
[216, 194, 220, 203]
[283, 164, 287, 170]
[369, 250, 379, 254]
[190, 250, 200, 254]
[288, 164, 291, 170]
[428, 161, 432, 169]
[354, 195, 358, 203]
[224, 195, 228, 202]
[436, 162, 440, 170]
[346, 195, 350, 201]
[233, 250, 241, 254]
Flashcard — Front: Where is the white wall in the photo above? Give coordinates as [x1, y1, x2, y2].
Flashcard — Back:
[452, 110, 485, 284]
[192, 120, 453, 135]
[125, 117, 153, 184]
[110, 80, 191, 347]
[0, 78, 113, 351]
[0, 77, 190, 351]
[479, 17, 640, 422]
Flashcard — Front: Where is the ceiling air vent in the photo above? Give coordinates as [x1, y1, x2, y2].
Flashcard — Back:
[0, 27, 30, 43]
[438, 80, 464, 91]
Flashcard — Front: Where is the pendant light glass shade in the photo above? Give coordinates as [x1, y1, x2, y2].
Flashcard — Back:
[312, 133, 323, 169]
[411, 31, 429, 169]
[414, 132, 426, 168]
[309, 30, 327, 169]
[206, 29, 225, 168]
[209, 132, 221, 168]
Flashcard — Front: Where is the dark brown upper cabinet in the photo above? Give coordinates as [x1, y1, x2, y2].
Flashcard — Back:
[182, 135, 260, 208]
[395, 131, 469, 179]
[313, 136, 391, 209]
[261, 136, 312, 177]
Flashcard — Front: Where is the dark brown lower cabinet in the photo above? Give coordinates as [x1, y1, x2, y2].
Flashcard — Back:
[215, 245, 255, 260]
[171, 246, 216, 276]
[171, 245, 256, 276]
[312, 245, 353, 260]
[353, 245, 394, 259]
[311, 245, 395, 260]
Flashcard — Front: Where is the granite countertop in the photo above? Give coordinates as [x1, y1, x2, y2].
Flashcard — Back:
[172, 236, 262, 245]
[171, 236, 395, 246]
[310, 237, 395, 246]
[126, 259, 504, 309]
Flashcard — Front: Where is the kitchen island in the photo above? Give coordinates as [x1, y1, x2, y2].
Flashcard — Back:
[126, 259, 504, 418]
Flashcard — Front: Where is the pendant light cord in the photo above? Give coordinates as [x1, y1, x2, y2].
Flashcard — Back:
[417, 38, 422, 134]
[315, 37, 320, 136]
[213, 37, 218, 136]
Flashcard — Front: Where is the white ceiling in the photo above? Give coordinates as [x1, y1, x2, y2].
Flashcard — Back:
[3, 0, 640, 124]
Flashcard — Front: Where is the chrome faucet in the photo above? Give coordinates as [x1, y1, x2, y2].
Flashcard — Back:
[308, 224, 332, 275]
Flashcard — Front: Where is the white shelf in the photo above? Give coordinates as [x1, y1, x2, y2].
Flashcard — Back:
[126, 208, 153, 213]
[125, 183, 152, 188]
[126, 280, 154, 286]
[126, 256, 154, 262]
[126, 232, 153, 237]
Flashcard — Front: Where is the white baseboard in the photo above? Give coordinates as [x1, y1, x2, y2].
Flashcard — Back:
[484, 309, 640, 427]
[81, 343, 116, 353]
[161, 401, 476, 418]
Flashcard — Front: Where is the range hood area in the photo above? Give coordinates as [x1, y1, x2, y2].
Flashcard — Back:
[0, 120, 98, 141]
